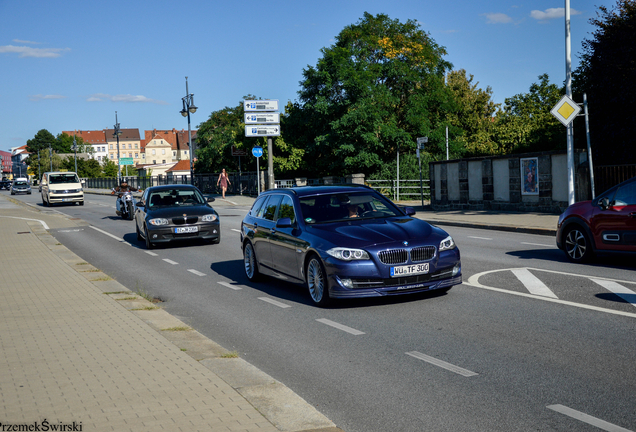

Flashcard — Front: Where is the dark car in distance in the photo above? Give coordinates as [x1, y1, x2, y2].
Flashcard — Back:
[240, 185, 462, 306]
[557, 175, 636, 262]
[134, 184, 220, 249]
[10, 178, 31, 195]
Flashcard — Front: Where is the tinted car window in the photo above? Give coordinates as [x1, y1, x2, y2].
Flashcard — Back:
[49, 174, 79, 184]
[613, 180, 636, 206]
[148, 189, 205, 208]
[263, 195, 283, 221]
[277, 195, 296, 223]
[251, 196, 268, 217]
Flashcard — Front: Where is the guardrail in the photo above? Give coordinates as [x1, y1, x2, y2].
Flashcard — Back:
[366, 179, 430, 202]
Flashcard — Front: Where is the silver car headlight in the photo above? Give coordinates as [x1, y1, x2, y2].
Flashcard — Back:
[439, 235, 456, 251]
[327, 247, 370, 261]
[201, 214, 218, 222]
[149, 218, 169, 226]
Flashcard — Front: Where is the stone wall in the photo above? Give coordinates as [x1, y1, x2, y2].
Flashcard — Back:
[429, 150, 590, 214]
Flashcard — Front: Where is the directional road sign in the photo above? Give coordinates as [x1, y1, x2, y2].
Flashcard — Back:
[244, 100, 279, 112]
[119, 157, 134, 165]
[245, 113, 280, 124]
[245, 125, 281, 137]
[551, 95, 582, 127]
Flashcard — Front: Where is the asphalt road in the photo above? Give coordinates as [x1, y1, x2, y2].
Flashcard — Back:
[8, 190, 636, 432]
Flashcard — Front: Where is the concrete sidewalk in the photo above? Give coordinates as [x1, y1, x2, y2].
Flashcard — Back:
[0, 194, 340, 432]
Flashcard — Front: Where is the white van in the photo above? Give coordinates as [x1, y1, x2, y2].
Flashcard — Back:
[41, 171, 84, 206]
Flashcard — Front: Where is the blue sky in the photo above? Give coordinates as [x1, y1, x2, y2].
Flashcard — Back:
[1, 0, 612, 151]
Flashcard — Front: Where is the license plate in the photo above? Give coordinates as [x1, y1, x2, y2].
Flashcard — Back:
[62, 198, 71, 202]
[391, 263, 429, 277]
[175, 226, 198, 234]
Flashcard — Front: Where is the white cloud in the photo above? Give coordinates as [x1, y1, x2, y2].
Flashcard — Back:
[29, 94, 67, 101]
[482, 13, 513, 24]
[87, 93, 168, 105]
[0, 45, 69, 58]
[531, 8, 582, 21]
[13, 39, 40, 44]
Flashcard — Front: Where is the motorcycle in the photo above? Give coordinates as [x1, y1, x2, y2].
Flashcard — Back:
[114, 190, 135, 220]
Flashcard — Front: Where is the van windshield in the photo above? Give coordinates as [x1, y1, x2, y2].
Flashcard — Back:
[49, 174, 79, 184]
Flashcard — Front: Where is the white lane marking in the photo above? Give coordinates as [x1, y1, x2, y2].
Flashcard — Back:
[465, 270, 636, 319]
[0, 216, 50, 230]
[231, 228, 241, 233]
[188, 269, 206, 276]
[89, 225, 131, 245]
[218, 281, 242, 290]
[547, 404, 633, 432]
[145, 251, 158, 256]
[406, 351, 478, 377]
[511, 268, 558, 298]
[591, 279, 636, 308]
[316, 318, 365, 335]
[258, 297, 291, 308]
[468, 236, 492, 240]
[163, 259, 178, 265]
[521, 242, 553, 247]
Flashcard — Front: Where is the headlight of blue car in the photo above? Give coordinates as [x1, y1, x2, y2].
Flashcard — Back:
[439, 235, 456, 251]
[327, 247, 370, 261]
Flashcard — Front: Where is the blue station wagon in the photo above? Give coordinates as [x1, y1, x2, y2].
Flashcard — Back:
[240, 185, 462, 306]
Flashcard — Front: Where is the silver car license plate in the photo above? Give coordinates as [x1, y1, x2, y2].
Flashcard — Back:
[390, 263, 429, 277]
[175, 226, 198, 234]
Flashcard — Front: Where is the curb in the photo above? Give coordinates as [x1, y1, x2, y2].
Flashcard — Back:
[421, 219, 557, 237]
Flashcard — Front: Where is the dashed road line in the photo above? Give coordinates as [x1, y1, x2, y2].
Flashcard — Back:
[316, 318, 365, 335]
[406, 351, 478, 377]
[218, 281, 242, 290]
[258, 297, 292, 308]
[163, 259, 178, 265]
[89, 225, 131, 245]
[547, 404, 632, 432]
[188, 269, 207, 276]
[468, 236, 492, 240]
[521, 242, 553, 247]
[145, 251, 158, 256]
[231, 229, 241, 233]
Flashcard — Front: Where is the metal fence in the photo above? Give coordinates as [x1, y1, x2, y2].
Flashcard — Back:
[594, 164, 636, 195]
[366, 179, 430, 202]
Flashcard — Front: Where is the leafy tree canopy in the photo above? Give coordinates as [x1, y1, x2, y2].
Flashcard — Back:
[288, 12, 456, 177]
[573, 0, 636, 165]
[493, 74, 564, 154]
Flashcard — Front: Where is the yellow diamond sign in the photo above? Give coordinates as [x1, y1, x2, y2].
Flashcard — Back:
[551, 95, 581, 126]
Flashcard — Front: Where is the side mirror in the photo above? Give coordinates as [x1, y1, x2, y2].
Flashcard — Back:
[276, 217, 293, 228]
[136, 201, 145, 208]
[81, 179, 86, 184]
[207, 197, 215, 203]
[403, 206, 416, 216]
[599, 197, 610, 210]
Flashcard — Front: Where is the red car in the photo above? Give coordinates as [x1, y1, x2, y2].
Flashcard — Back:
[557, 175, 636, 262]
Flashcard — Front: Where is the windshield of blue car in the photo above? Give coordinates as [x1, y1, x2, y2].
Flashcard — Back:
[13, 181, 28, 186]
[299, 192, 404, 224]
[147, 190, 206, 208]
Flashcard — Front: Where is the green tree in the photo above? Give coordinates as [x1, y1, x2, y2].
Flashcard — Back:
[493, 74, 564, 154]
[288, 12, 456, 177]
[25, 129, 59, 169]
[573, 0, 636, 165]
[57, 133, 95, 157]
[446, 69, 500, 156]
[102, 159, 118, 177]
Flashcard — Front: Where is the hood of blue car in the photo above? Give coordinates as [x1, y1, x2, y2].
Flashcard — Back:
[309, 217, 443, 248]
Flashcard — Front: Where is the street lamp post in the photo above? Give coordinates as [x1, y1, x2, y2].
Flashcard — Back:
[49, 142, 52, 172]
[73, 131, 78, 173]
[114, 112, 123, 184]
[180, 77, 197, 186]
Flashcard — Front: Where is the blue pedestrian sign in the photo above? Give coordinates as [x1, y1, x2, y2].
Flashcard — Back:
[252, 146, 263, 158]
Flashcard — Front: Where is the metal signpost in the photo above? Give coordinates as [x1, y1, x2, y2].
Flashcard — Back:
[244, 100, 280, 190]
[252, 146, 263, 195]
